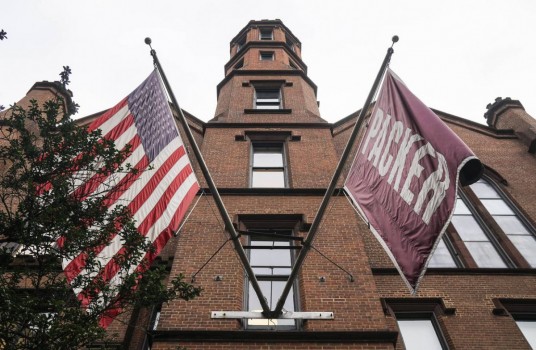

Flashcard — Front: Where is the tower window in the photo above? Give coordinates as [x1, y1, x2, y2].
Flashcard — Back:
[286, 37, 295, 52]
[259, 28, 273, 40]
[251, 143, 286, 188]
[234, 59, 244, 69]
[254, 87, 281, 110]
[260, 51, 274, 61]
[236, 36, 246, 53]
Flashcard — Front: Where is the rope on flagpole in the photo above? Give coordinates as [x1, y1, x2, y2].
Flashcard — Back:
[173, 189, 205, 237]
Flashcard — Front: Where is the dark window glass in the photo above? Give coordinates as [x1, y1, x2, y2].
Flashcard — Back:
[260, 52, 274, 61]
[259, 28, 273, 40]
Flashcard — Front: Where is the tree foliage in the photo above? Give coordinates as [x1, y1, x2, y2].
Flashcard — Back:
[0, 70, 201, 349]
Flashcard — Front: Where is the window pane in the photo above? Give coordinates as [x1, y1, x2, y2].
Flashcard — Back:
[253, 150, 283, 167]
[248, 282, 294, 327]
[494, 216, 530, 235]
[260, 29, 273, 40]
[429, 239, 457, 268]
[252, 171, 285, 188]
[256, 90, 279, 99]
[517, 321, 536, 348]
[465, 242, 507, 268]
[454, 198, 471, 215]
[260, 53, 274, 60]
[250, 242, 291, 267]
[397, 319, 443, 350]
[256, 104, 281, 109]
[509, 235, 536, 267]
[470, 181, 500, 198]
[481, 199, 515, 215]
[452, 216, 488, 241]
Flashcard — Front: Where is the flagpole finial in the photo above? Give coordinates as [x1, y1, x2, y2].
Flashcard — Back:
[391, 35, 399, 48]
[145, 37, 153, 49]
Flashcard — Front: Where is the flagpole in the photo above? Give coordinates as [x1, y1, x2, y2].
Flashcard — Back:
[272, 36, 399, 317]
[145, 38, 272, 315]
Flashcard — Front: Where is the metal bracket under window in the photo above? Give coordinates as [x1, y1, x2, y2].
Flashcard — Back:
[211, 311, 334, 320]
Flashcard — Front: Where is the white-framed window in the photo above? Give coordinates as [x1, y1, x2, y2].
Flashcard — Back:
[251, 143, 286, 188]
[254, 87, 281, 110]
[259, 28, 273, 40]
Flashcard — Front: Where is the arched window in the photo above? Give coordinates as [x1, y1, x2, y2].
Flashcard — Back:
[430, 176, 536, 269]
[470, 178, 536, 267]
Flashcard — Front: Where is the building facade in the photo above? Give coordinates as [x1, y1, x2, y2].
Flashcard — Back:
[11, 19, 536, 349]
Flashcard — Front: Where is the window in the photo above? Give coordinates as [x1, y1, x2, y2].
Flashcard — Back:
[429, 237, 457, 268]
[254, 87, 281, 110]
[236, 36, 246, 52]
[251, 143, 286, 188]
[259, 28, 273, 40]
[516, 320, 536, 348]
[245, 229, 296, 329]
[471, 179, 536, 267]
[286, 37, 295, 52]
[397, 317, 447, 350]
[383, 298, 452, 350]
[429, 175, 536, 269]
[259, 51, 274, 61]
[451, 195, 507, 268]
[234, 59, 244, 69]
[493, 299, 536, 349]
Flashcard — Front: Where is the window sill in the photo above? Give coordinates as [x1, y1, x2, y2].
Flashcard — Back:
[244, 109, 292, 114]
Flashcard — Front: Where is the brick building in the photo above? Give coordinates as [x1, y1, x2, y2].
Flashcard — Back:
[9, 19, 536, 349]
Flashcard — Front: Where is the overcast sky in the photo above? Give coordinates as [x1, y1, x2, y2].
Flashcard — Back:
[2, 0, 535, 125]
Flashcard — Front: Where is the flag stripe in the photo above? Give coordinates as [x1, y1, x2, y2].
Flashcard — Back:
[63, 140, 186, 281]
[88, 99, 129, 133]
[79, 170, 198, 303]
[62, 70, 199, 328]
[91, 174, 199, 307]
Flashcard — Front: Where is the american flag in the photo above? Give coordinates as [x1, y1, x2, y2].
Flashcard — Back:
[61, 70, 199, 327]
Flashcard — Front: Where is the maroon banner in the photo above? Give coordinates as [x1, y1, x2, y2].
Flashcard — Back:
[345, 69, 482, 292]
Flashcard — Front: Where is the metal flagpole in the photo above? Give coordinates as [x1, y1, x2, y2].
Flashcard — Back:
[272, 36, 399, 318]
[145, 38, 272, 315]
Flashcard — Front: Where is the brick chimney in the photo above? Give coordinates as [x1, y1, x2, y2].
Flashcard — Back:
[484, 97, 536, 153]
[1, 80, 75, 120]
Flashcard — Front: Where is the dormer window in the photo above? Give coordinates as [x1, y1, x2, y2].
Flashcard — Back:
[259, 28, 273, 40]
